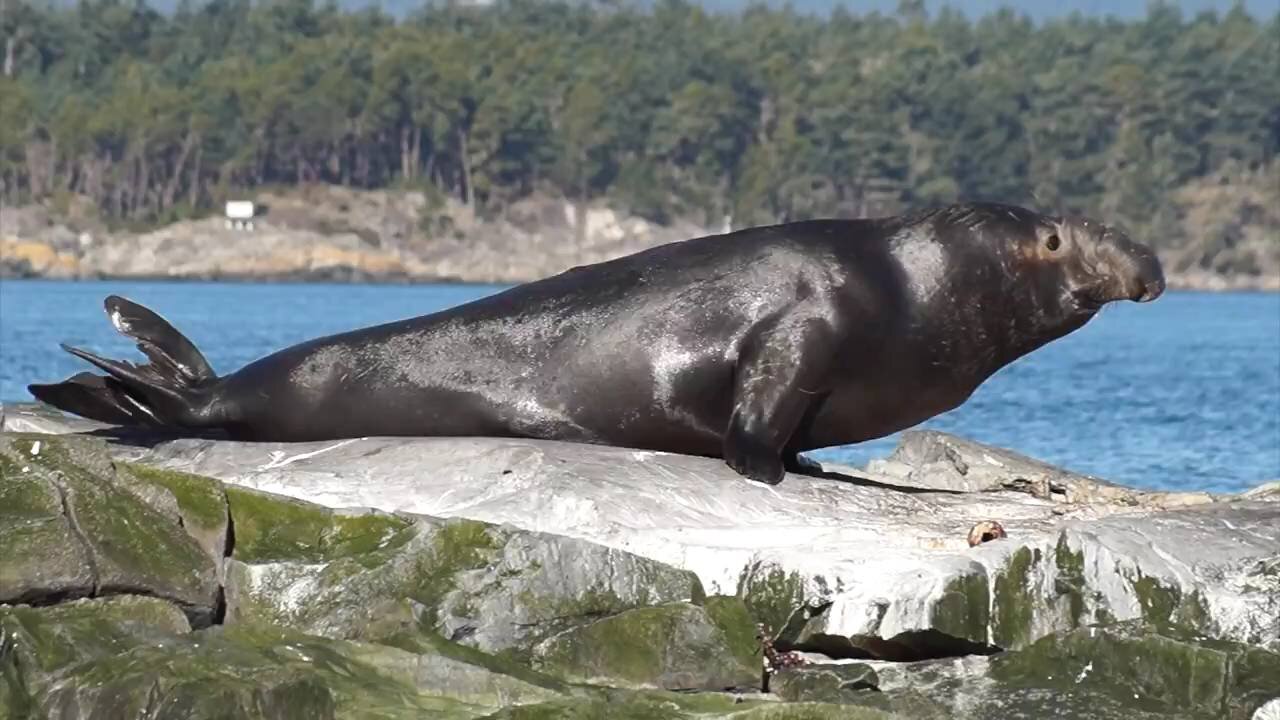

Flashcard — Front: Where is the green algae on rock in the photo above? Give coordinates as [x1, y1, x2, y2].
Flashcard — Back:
[531, 602, 757, 690]
[0, 452, 95, 604]
[702, 595, 761, 671]
[345, 633, 567, 708]
[226, 485, 415, 565]
[0, 596, 191, 675]
[119, 462, 230, 569]
[770, 663, 881, 704]
[37, 624, 483, 720]
[929, 566, 991, 648]
[990, 620, 1280, 719]
[0, 434, 220, 621]
[473, 691, 898, 719]
[990, 545, 1039, 649]
[224, 508, 704, 656]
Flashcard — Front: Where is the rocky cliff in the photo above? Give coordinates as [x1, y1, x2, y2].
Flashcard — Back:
[2, 185, 1277, 290]
[2, 402, 1278, 719]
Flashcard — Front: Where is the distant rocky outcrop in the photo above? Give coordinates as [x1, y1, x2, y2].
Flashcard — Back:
[2, 402, 1278, 719]
[2, 185, 1276, 289]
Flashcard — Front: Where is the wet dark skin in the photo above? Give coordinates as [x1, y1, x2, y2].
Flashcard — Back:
[31, 202, 1165, 485]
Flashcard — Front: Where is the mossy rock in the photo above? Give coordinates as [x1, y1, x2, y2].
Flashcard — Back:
[990, 544, 1040, 649]
[0, 596, 191, 677]
[770, 663, 881, 704]
[0, 444, 95, 603]
[0, 596, 193, 716]
[531, 602, 757, 690]
[225, 512, 703, 656]
[346, 632, 568, 708]
[930, 565, 991, 647]
[119, 461, 229, 568]
[474, 690, 897, 719]
[36, 624, 483, 720]
[702, 595, 760, 670]
[0, 434, 220, 622]
[225, 485, 415, 565]
[991, 620, 1280, 719]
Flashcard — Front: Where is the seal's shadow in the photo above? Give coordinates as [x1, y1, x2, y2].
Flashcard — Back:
[84, 426, 231, 449]
[797, 465, 963, 495]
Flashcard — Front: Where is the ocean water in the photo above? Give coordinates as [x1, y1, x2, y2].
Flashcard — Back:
[2, 279, 1277, 494]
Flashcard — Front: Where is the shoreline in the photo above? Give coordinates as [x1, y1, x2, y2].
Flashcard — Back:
[3, 271, 1278, 293]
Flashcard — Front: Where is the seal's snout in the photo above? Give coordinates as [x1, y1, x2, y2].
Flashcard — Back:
[1134, 272, 1165, 303]
[1095, 226, 1166, 305]
[1121, 242, 1165, 303]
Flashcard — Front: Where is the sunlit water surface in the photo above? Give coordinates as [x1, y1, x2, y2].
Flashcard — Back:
[3, 279, 1277, 494]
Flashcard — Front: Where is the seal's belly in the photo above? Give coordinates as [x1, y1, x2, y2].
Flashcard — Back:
[801, 375, 976, 450]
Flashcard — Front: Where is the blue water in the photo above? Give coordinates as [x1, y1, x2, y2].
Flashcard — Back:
[2, 279, 1278, 494]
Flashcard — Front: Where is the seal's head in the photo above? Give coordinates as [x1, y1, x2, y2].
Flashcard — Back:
[922, 203, 1166, 358]
[1021, 213, 1166, 314]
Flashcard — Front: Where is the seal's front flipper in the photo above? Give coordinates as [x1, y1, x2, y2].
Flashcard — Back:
[724, 316, 835, 485]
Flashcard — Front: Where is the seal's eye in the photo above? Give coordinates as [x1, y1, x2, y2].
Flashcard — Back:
[1046, 234, 1061, 252]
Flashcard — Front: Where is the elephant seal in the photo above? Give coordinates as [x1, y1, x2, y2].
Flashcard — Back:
[29, 202, 1165, 485]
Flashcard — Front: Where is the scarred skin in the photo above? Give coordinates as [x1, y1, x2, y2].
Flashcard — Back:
[30, 202, 1165, 485]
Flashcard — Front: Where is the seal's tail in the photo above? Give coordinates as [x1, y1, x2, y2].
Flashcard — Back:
[29, 295, 220, 428]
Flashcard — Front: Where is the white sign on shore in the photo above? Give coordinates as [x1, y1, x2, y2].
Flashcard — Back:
[225, 201, 256, 231]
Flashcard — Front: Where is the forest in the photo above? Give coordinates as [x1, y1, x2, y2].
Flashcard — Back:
[1, 0, 1277, 249]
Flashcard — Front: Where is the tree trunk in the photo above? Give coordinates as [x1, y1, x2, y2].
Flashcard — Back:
[459, 127, 473, 206]
[3, 30, 17, 78]
[399, 125, 411, 179]
[410, 127, 421, 179]
[188, 144, 202, 206]
[162, 131, 196, 211]
[134, 145, 149, 217]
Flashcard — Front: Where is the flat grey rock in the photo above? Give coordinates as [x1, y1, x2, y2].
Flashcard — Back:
[77, 418, 1276, 656]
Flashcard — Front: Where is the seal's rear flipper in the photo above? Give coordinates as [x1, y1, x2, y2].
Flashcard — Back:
[103, 295, 215, 385]
[28, 296, 219, 429]
[28, 372, 153, 426]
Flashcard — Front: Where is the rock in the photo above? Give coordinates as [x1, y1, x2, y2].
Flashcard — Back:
[221, 484, 705, 655]
[0, 584, 880, 720]
[347, 632, 569, 708]
[989, 621, 1280, 719]
[531, 602, 757, 690]
[0, 447, 96, 604]
[34, 625, 482, 720]
[470, 693, 894, 719]
[1244, 482, 1280, 501]
[3, 413, 1278, 718]
[0, 403, 111, 436]
[0, 434, 221, 624]
[770, 663, 882, 703]
[867, 429, 1217, 507]
[118, 462, 230, 577]
[778, 621, 1280, 719]
[0, 596, 191, 676]
[103, 428, 1280, 660]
